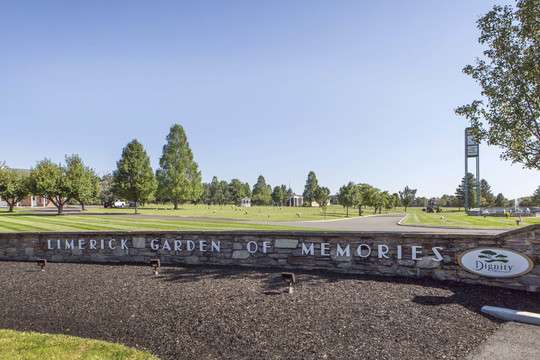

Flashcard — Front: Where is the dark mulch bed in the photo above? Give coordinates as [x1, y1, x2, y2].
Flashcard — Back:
[1, 262, 539, 359]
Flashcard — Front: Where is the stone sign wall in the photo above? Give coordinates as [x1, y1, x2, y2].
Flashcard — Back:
[0, 225, 539, 292]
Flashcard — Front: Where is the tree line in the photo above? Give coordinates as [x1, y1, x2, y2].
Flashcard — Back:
[335, 182, 409, 217]
[0, 124, 202, 214]
[431, 174, 540, 210]
[2, 123, 537, 216]
[0, 125, 330, 215]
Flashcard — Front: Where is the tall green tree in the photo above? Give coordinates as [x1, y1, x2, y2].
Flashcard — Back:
[99, 174, 115, 205]
[252, 175, 272, 205]
[156, 124, 203, 209]
[495, 193, 508, 207]
[30, 159, 74, 215]
[286, 187, 294, 202]
[337, 182, 356, 217]
[455, 173, 477, 210]
[229, 178, 249, 205]
[302, 171, 319, 206]
[272, 185, 287, 206]
[370, 190, 384, 214]
[531, 186, 540, 205]
[456, 0, 540, 170]
[207, 176, 228, 205]
[112, 140, 157, 214]
[354, 183, 374, 216]
[219, 180, 230, 204]
[243, 182, 252, 198]
[391, 193, 400, 209]
[382, 191, 393, 211]
[0, 168, 30, 212]
[480, 179, 495, 207]
[65, 154, 99, 211]
[314, 186, 330, 216]
[399, 186, 417, 212]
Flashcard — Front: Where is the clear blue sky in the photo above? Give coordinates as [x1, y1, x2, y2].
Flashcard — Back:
[1, 0, 537, 198]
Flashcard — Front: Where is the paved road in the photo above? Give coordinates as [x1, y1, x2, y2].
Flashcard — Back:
[276, 215, 506, 235]
[467, 322, 540, 360]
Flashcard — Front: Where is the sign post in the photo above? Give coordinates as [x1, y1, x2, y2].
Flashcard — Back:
[464, 128, 480, 210]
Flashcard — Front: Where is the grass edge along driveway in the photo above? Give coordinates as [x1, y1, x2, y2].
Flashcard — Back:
[402, 210, 540, 229]
[0, 329, 157, 360]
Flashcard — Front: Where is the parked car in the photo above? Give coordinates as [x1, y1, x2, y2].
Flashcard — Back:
[113, 200, 126, 208]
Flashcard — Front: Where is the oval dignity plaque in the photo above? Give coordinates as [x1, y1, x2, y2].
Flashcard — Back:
[458, 248, 534, 278]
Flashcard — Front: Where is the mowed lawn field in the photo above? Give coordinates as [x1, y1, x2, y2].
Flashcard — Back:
[0, 211, 315, 233]
[403, 208, 540, 229]
[86, 203, 398, 221]
[0, 204, 396, 232]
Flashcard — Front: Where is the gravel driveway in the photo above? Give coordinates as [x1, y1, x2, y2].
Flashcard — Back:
[1, 262, 538, 360]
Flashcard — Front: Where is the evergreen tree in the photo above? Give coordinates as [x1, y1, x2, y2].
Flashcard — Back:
[156, 124, 203, 209]
[65, 154, 99, 211]
[455, 173, 477, 209]
[495, 193, 508, 207]
[531, 186, 540, 206]
[219, 180, 230, 204]
[243, 182, 252, 198]
[99, 174, 115, 206]
[252, 175, 272, 205]
[208, 176, 225, 204]
[286, 187, 294, 202]
[229, 178, 249, 205]
[112, 139, 157, 214]
[202, 183, 212, 204]
[302, 171, 319, 206]
[272, 185, 285, 206]
[480, 179, 495, 207]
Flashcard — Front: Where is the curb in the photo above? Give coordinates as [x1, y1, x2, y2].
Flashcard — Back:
[300, 213, 404, 223]
[481, 306, 540, 326]
[397, 214, 506, 231]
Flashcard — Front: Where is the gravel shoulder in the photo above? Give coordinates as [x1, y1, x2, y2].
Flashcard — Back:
[1, 262, 539, 360]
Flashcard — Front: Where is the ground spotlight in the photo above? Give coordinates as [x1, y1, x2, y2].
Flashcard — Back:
[150, 259, 160, 276]
[37, 259, 47, 271]
[281, 272, 296, 294]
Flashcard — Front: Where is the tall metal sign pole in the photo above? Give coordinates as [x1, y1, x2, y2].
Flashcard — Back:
[464, 128, 480, 210]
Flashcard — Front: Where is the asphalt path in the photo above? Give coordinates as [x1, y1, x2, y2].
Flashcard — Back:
[275, 215, 507, 235]
[467, 322, 540, 360]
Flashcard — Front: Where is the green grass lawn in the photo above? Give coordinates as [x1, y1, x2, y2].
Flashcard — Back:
[0, 204, 402, 232]
[84, 204, 400, 221]
[0, 212, 317, 232]
[402, 208, 540, 229]
[0, 329, 156, 360]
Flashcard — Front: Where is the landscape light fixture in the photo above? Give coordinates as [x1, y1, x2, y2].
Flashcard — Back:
[37, 259, 47, 271]
[150, 259, 161, 276]
[281, 272, 296, 294]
